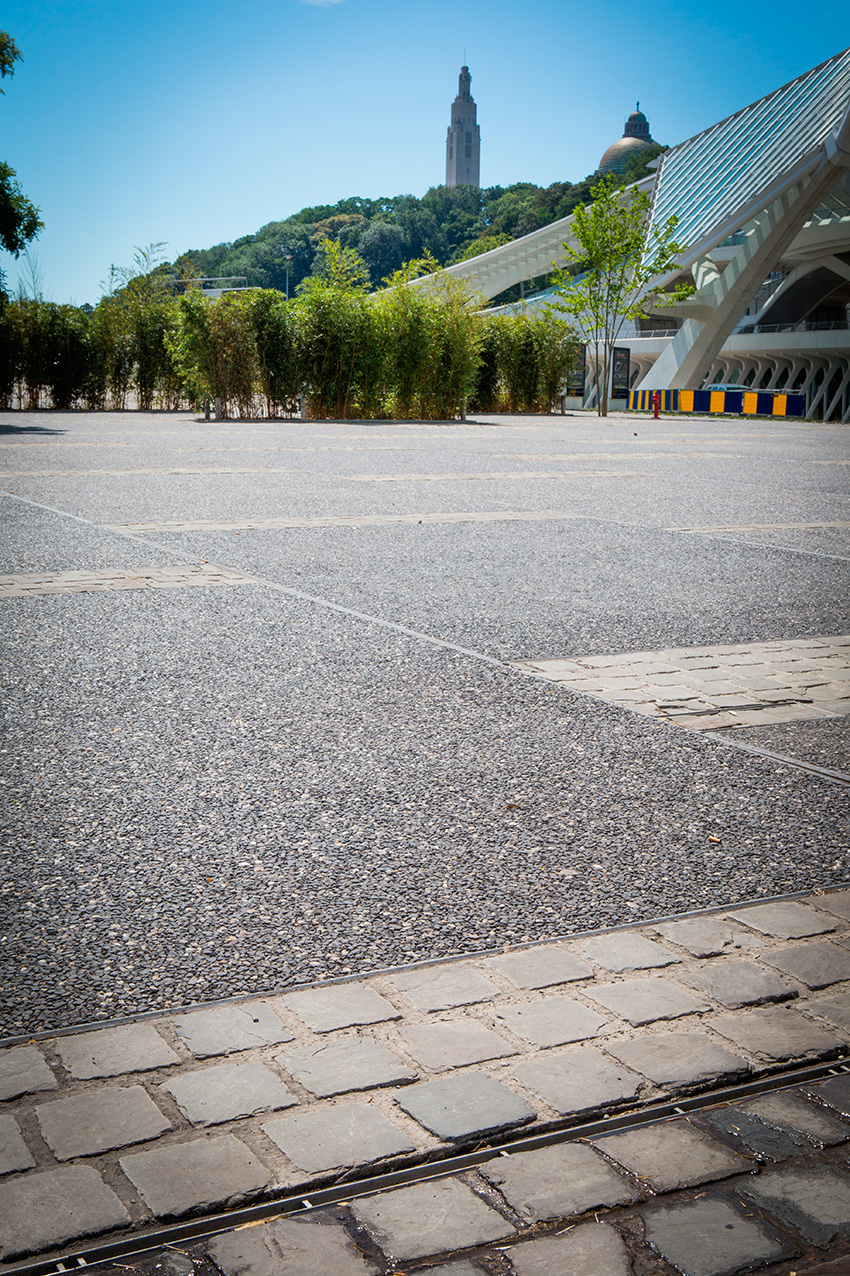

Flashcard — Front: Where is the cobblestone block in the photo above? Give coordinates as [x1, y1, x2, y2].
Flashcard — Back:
[493, 995, 608, 1046]
[414, 1264, 479, 1276]
[591, 1120, 750, 1190]
[578, 933, 679, 972]
[811, 889, 850, 921]
[677, 959, 794, 1007]
[740, 1167, 850, 1247]
[651, 916, 759, 957]
[395, 1073, 535, 1141]
[36, 1085, 171, 1159]
[742, 1091, 850, 1147]
[281, 983, 400, 1032]
[263, 1103, 415, 1173]
[728, 901, 837, 939]
[512, 1045, 642, 1116]
[395, 1019, 517, 1071]
[352, 1177, 514, 1261]
[603, 1031, 749, 1089]
[0, 1045, 58, 1100]
[207, 1216, 379, 1276]
[0, 1115, 35, 1174]
[586, 977, 708, 1025]
[763, 942, 850, 989]
[119, 1135, 271, 1218]
[481, 1141, 638, 1222]
[506, 1222, 632, 1275]
[385, 964, 498, 1012]
[277, 1038, 416, 1098]
[0, 1165, 131, 1260]
[171, 1003, 293, 1057]
[642, 1197, 794, 1276]
[700, 1106, 815, 1160]
[805, 1074, 850, 1118]
[162, 1061, 297, 1126]
[55, 1024, 180, 1079]
[484, 946, 592, 988]
[711, 1007, 843, 1060]
[804, 991, 850, 1033]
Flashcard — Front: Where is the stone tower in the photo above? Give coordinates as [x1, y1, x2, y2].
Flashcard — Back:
[445, 65, 480, 187]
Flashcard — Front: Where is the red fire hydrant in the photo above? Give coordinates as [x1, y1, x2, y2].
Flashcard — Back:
[652, 390, 660, 419]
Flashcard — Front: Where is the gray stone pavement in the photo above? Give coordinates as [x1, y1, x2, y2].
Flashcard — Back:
[2, 891, 850, 1266]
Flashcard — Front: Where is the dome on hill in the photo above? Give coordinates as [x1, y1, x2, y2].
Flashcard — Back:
[598, 104, 655, 176]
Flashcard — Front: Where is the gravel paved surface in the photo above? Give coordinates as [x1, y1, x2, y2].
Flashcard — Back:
[2, 410, 849, 1036]
[726, 719, 850, 772]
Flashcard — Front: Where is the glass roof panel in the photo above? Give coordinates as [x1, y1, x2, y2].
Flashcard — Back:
[648, 48, 850, 256]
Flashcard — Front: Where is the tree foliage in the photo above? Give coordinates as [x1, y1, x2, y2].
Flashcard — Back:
[551, 172, 690, 416]
[0, 31, 43, 304]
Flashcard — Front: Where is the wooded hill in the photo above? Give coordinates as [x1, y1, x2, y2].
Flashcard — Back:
[173, 146, 664, 303]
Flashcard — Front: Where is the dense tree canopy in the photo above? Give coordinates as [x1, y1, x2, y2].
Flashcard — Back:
[0, 31, 43, 305]
[173, 145, 664, 303]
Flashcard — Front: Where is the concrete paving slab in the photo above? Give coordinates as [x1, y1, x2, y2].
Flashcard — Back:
[0, 1165, 131, 1260]
[484, 946, 592, 988]
[727, 901, 838, 939]
[578, 932, 679, 972]
[395, 1073, 536, 1141]
[481, 1141, 639, 1222]
[161, 1061, 297, 1126]
[700, 1105, 818, 1160]
[395, 1019, 517, 1071]
[741, 1092, 850, 1147]
[651, 916, 759, 957]
[585, 977, 709, 1025]
[411, 1264, 479, 1276]
[762, 941, 850, 989]
[711, 1007, 844, 1060]
[280, 984, 400, 1032]
[119, 1135, 271, 1218]
[591, 1120, 750, 1191]
[0, 1045, 58, 1100]
[385, 965, 499, 1012]
[171, 1003, 293, 1058]
[506, 1222, 633, 1276]
[262, 1103, 415, 1173]
[512, 1045, 642, 1117]
[351, 1177, 515, 1262]
[55, 1024, 180, 1079]
[677, 959, 794, 1008]
[803, 991, 850, 1033]
[603, 1031, 749, 1089]
[0, 1114, 35, 1174]
[740, 1167, 850, 1248]
[812, 890, 850, 922]
[35, 1085, 171, 1159]
[642, 1196, 794, 1276]
[207, 1216, 379, 1276]
[805, 1073, 850, 1118]
[493, 995, 609, 1046]
[276, 1037, 416, 1097]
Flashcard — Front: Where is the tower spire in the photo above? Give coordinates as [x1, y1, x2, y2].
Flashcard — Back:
[445, 64, 480, 187]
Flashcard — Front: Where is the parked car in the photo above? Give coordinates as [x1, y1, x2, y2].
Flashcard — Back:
[705, 383, 757, 393]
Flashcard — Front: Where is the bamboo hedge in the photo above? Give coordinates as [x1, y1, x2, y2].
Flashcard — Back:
[0, 247, 580, 419]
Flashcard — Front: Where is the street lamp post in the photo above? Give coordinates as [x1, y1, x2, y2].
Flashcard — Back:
[281, 248, 293, 301]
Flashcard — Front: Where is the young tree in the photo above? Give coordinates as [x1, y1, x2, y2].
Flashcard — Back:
[0, 33, 43, 306]
[551, 173, 691, 416]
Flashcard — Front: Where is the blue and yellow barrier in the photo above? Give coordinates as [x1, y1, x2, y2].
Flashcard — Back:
[628, 389, 805, 417]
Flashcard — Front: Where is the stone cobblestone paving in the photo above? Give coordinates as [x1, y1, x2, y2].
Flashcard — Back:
[0, 565, 252, 596]
[1, 893, 850, 1267]
[515, 636, 850, 730]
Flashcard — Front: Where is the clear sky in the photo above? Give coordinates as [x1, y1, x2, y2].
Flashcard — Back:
[2, 0, 846, 305]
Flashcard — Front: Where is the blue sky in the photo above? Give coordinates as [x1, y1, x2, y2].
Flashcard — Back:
[2, 0, 846, 304]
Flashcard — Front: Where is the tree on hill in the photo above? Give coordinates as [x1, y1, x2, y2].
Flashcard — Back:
[0, 32, 43, 306]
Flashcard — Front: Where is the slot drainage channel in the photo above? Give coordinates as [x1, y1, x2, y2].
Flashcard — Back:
[10, 1054, 850, 1276]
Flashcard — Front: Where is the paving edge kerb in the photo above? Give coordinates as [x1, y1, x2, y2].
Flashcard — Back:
[4, 887, 850, 1266]
[4, 884, 846, 1050]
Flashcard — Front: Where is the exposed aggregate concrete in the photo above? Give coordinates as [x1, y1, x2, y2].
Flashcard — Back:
[1, 411, 849, 1036]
